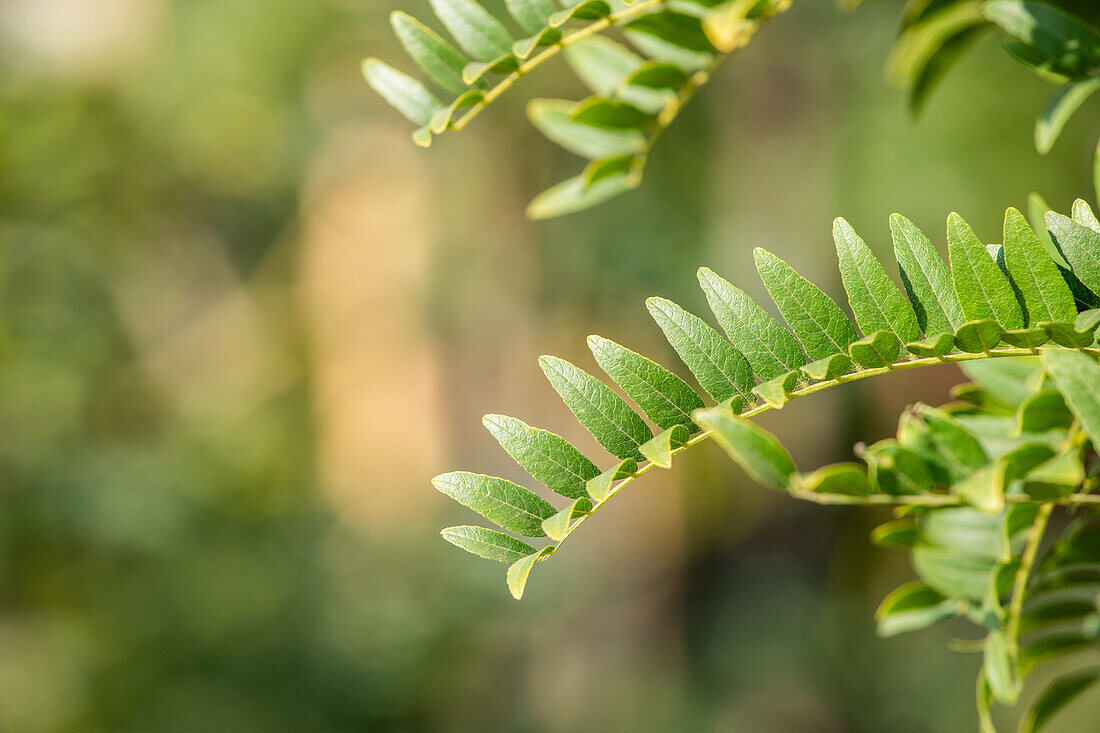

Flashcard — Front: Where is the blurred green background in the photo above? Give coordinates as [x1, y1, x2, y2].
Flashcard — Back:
[1, 0, 1098, 730]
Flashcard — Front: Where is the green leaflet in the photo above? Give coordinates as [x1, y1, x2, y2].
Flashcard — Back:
[570, 97, 655, 129]
[801, 463, 871, 496]
[363, 59, 442, 126]
[954, 465, 1004, 514]
[540, 355, 653, 461]
[833, 218, 919, 342]
[429, 90, 484, 133]
[541, 497, 592, 541]
[1000, 328, 1049, 349]
[984, 0, 1100, 77]
[505, 0, 556, 33]
[1028, 192, 1070, 269]
[441, 525, 537, 563]
[622, 11, 717, 53]
[1041, 349, 1100, 447]
[506, 552, 540, 599]
[428, 0, 513, 61]
[906, 332, 956, 358]
[912, 545, 998, 602]
[862, 440, 935, 495]
[801, 353, 853, 381]
[698, 267, 805, 381]
[1020, 672, 1099, 733]
[1035, 78, 1100, 155]
[527, 99, 646, 159]
[585, 458, 636, 502]
[694, 404, 796, 491]
[433, 471, 557, 536]
[1020, 634, 1094, 677]
[1042, 308, 1100, 347]
[1003, 207, 1077, 323]
[588, 335, 705, 432]
[1023, 450, 1084, 499]
[646, 297, 756, 403]
[954, 319, 1005, 353]
[1019, 599, 1097, 635]
[639, 424, 691, 468]
[463, 55, 520, 84]
[875, 582, 957, 637]
[548, 1, 611, 28]
[1017, 390, 1073, 434]
[563, 37, 644, 97]
[391, 12, 480, 96]
[1075, 199, 1100, 233]
[947, 213, 1025, 329]
[891, 213, 964, 335]
[527, 172, 640, 219]
[754, 248, 859, 360]
[977, 670, 996, 733]
[921, 508, 1008, 562]
[849, 330, 903, 368]
[871, 520, 919, 548]
[623, 26, 713, 72]
[887, 0, 986, 105]
[752, 370, 799, 408]
[919, 406, 988, 481]
[961, 357, 1043, 408]
[1046, 212, 1100, 299]
[623, 61, 690, 90]
[984, 630, 1020, 704]
[482, 414, 600, 499]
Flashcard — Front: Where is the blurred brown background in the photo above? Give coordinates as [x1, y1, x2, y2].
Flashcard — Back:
[0, 0, 1098, 730]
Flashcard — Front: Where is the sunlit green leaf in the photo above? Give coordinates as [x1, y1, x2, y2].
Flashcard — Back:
[694, 403, 796, 491]
[646, 296, 756, 403]
[363, 58, 442, 125]
[483, 414, 600, 499]
[433, 471, 557, 536]
[876, 582, 957, 637]
[699, 267, 806, 381]
[834, 217, 920, 342]
[1041, 349, 1100, 446]
[540, 355, 653, 460]
[948, 213, 1024, 329]
[891, 214, 965, 335]
[429, 0, 514, 61]
[639, 424, 691, 468]
[755, 248, 859, 360]
[441, 525, 537, 562]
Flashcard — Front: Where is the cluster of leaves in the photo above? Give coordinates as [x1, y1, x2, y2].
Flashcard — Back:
[365, 0, 791, 217]
[434, 199, 1100, 728]
[366, 0, 1100, 216]
[892, 0, 1100, 153]
[869, 353, 1100, 732]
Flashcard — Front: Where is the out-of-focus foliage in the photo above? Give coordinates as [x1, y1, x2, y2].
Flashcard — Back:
[367, 0, 1100, 216]
[366, 0, 793, 217]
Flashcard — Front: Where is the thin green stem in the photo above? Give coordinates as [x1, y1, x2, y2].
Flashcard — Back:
[540, 345, 1100, 562]
[1005, 503, 1054, 657]
[452, 0, 790, 135]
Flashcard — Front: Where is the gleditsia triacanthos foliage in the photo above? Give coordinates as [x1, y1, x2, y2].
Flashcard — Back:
[435, 199, 1100, 730]
[365, 0, 1100, 217]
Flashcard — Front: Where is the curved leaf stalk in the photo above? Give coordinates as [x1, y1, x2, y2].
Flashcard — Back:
[545, 346, 1100, 558]
[1005, 502, 1054, 654]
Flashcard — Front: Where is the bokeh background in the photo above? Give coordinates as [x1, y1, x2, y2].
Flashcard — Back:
[1, 0, 1098, 730]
